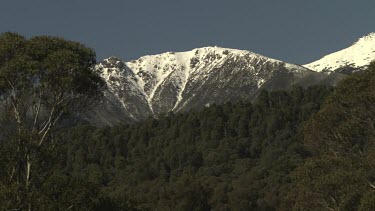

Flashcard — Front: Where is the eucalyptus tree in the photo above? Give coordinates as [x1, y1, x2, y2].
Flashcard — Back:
[0, 32, 105, 210]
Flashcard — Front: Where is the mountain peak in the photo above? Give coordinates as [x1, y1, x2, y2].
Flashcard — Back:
[304, 33, 375, 72]
[189, 46, 265, 57]
[353, 32, 375, 45]
[89, 46, 342, 125]
[359, 32, 375, 40]
[192, 46, 245, 52]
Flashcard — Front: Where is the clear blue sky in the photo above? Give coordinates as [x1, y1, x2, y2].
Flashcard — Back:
[1, 0, 374, 64]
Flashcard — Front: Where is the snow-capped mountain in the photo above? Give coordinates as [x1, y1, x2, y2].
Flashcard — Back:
[304, 33, 375, 73]
[125, 47, 308, 114]
[86, 46, 343, 125]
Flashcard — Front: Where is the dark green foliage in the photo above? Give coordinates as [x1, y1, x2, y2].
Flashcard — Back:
[59, 85, 332, 210]
[292, 62, 375, 210]
[0, 32, 107, 210]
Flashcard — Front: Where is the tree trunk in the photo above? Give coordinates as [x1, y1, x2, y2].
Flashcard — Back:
[26, 154, 31, 188]
[26, 154, 32, 211]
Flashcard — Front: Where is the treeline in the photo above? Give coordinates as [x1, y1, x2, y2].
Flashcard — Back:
[59, 85, 332, 210]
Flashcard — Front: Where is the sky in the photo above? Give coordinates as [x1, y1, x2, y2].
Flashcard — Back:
[1, 0, 374, 64]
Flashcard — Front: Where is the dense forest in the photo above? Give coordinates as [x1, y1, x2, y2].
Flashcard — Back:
[0, 32, 374, 210]
[0, 83, 331, 210]
[59, 85, 331, 210]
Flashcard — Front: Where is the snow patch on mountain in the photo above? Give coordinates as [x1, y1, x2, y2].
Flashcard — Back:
[95, 57, 153, 118]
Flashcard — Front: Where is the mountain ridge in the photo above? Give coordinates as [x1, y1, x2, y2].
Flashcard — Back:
[85, 46, 344, 125]
[304, 32, 375, 73]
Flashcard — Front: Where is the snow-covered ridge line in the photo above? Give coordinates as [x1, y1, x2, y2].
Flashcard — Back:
[125, 46, 299, 100]
[127, 46, 286, 68]
[95, 45, 313, 122]
[88, 45, 344, 125]
[304, 32, 375, 72]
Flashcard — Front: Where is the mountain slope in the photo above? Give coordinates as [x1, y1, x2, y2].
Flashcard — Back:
[86, 47, 344, 125]
[304, 33, 375, 73]
[126, 47, 309, 112]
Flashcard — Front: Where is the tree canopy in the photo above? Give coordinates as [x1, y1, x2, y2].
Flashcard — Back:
[292, 62, 375, 210]
[0, 32, 105, 210]
[59, 85, 332, 210]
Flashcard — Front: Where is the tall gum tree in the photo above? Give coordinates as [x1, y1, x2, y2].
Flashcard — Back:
[0, 32, 105, 210]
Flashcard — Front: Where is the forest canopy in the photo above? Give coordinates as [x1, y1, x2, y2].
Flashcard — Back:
[58, 84, 333, 210]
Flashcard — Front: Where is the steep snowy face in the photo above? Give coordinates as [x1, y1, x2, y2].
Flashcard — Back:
[93, 57, 152, 122]
[126, 46, 308, 113]
[304, 33, 375, 73]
